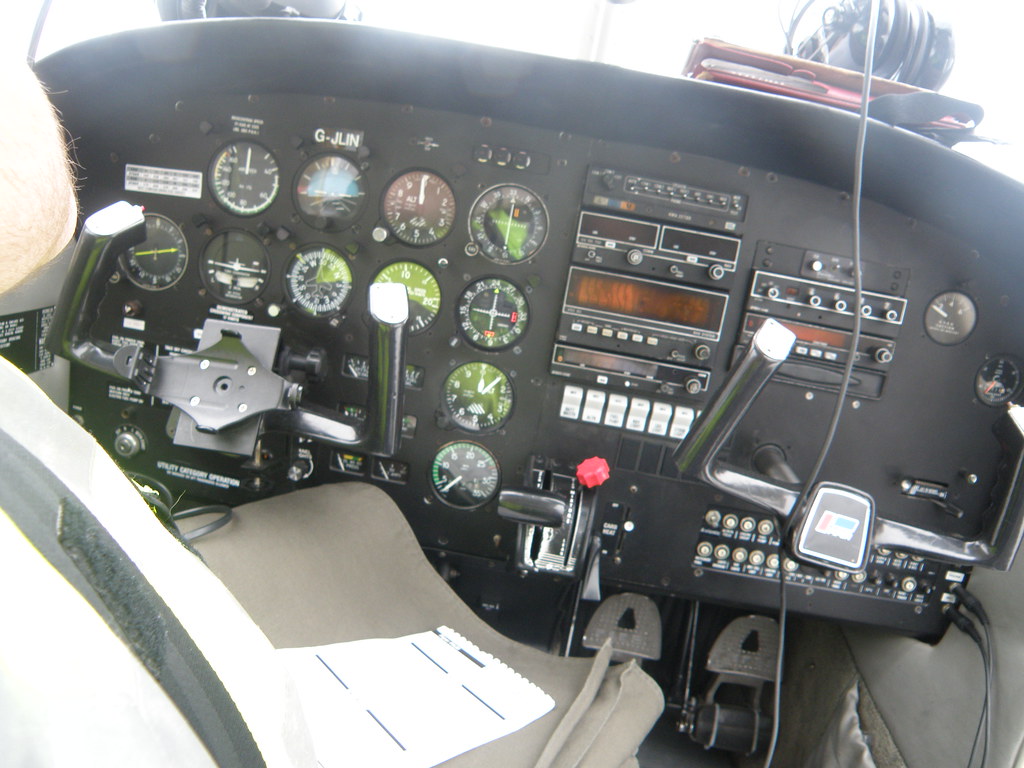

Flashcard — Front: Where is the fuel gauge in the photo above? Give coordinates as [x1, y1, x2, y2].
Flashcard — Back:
[976, 355, 1023, 406]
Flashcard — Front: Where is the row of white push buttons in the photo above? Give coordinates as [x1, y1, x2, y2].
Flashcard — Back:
[569, 321, 660, 347]
[559, 385, 696, 439]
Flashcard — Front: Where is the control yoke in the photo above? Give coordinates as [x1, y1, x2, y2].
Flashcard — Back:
[47, 201, 409, 457]
[674, 317, 1024, 571]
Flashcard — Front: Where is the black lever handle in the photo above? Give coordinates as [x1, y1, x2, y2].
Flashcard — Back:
[47, 201, 147, 378]
[49, 201, 410, 458]
[673, 316, 1024, 571]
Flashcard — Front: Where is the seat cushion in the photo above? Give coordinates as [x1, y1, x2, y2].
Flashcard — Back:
[194, 483, 663, 767]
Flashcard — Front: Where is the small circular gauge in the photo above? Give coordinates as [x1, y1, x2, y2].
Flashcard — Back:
[382, 170, 456, 246]
[120, 213, 188, 290]
[430, 441, 500, 509]
[924, 291, 977, 345]
[372, 261, 441, 334]
[468, 184, 549, 264]
[284, 245, 353, 317]
[442, 361, 514, 432]
[976, 355, 1023, 406]
[209, 141, 280, 216]
[456, 277, 529, 350]
[294, 154, 366, 229]
[200, 230, 269, 304]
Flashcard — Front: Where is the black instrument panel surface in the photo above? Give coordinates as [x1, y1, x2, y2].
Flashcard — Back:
[37, 19, 1024, 638]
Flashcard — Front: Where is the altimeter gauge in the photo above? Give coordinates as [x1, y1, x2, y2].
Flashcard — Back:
[382, 170, 456, 246]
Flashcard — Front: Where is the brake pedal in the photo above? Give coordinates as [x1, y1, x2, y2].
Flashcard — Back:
[582, 593, 661, 662]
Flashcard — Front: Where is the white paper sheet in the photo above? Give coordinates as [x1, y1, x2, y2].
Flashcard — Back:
[278, 626, 554, 768]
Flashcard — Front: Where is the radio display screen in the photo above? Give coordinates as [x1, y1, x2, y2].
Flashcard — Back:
[660, 226, 739, 263]
[578, 213, 658, 247]
[565, 268, 726, 334]
[746, 315, 849, 348]
[556, 346, 658, 378]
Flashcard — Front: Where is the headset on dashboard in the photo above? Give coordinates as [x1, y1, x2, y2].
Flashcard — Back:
[795, 0, 954, 90]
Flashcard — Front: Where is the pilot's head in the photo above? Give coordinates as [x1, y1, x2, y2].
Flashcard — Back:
[0, 52, 77, 294]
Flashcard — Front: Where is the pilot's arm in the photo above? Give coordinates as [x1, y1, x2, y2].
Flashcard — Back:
[0, 51, 78, 292]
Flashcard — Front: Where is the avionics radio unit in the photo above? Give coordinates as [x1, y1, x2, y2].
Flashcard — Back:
[556, 266, 728, 366]
[573, 211, 742, 287]
[581, 167, 748, 233]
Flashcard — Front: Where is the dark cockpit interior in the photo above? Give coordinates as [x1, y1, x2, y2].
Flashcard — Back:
[10, 5, 1024, 765]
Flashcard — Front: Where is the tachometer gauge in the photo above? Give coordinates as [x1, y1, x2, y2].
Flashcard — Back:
[924, 291, 977, 345]
[209, 141, 280, 216]
[456, 277, 529, 350]
[284, 245, 353, 317]
[442, 361, 514, 432]
[430, 441, 500, 509]
[468, 184, 548, 264]
[200, 230, 269, 304]
[120, 213, 188, 290]
[294, 154, 366, 229]
[372, 261, 441, 334]
[976, 355, 1023, 406]
[382, 170, 456, 246]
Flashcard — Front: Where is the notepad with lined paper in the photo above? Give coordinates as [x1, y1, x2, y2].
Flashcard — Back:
[278, 626, 554, 768]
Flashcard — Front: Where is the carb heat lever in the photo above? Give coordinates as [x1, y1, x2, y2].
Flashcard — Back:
[48, 201, 409, 457]
[673, 317, 1024, 571]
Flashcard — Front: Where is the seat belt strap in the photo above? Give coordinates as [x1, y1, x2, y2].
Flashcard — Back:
[0, 426, 266, 768]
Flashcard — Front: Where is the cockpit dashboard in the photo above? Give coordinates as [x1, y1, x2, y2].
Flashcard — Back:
[34, 17, 1024, 642]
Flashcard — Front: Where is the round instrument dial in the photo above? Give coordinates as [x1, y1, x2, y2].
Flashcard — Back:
[442, 361, 514, 432]
[284, 245, 353, 317]
[456, 277, 529, 350]
[372, 261, 441, 334]
[976, 355, 1023, 406]
[295, 154, 366, 229]
[382, 170, 456, 246]
[120, 213, 188, 290]
[924, 291, 977, 345]
[430, 441, 500, 509]
[468, 184, 548, 264]
[209, 141, 279, 216]
[200, 230, 269, 304]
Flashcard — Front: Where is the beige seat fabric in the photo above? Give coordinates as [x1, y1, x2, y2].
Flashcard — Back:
[194, 483, 664, 768]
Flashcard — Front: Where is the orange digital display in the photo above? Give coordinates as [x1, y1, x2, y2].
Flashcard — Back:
[566, 269, 725, 333]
